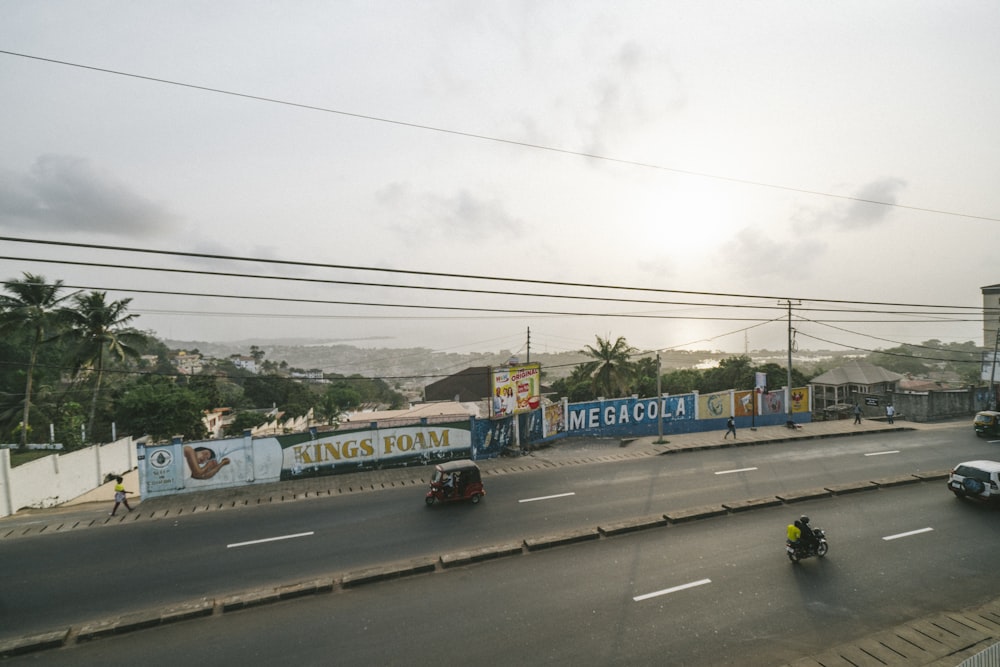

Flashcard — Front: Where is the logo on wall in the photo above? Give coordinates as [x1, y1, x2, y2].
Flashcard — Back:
[149, 449, 173, 469]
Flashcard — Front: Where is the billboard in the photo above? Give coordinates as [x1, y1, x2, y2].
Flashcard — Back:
[139, 421, 473, 498]
[491, 363, 541, 418]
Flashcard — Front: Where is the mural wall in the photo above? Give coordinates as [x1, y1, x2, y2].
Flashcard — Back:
[138, 387, 812, 499]
[140, 420, 473, 499]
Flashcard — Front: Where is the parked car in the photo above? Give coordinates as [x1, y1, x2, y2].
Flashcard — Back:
[947, 460, 1000, 501]
[974, 411, 1000, 437]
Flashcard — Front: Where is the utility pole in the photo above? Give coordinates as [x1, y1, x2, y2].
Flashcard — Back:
[526, 326, 531, 364]
[990, 325, 1000, 410]
[780, 300, 800, 426]
[655, 352, 665, 444]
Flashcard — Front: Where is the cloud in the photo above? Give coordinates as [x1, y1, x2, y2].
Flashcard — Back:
[837, 177, 907, 228]
[726, 227, 827, 279]
[376, 183, 524, 241]
[792, 177, 908, 231]
[0, 155, 175, 238]
[581, 40, 685, 155]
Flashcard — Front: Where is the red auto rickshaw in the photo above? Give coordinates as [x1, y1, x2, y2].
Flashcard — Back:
[425, 459, 485, 505]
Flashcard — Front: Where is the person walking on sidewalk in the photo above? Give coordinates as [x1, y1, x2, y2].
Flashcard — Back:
[724, 416, 736, 439]
[853, 403, 862, 425]
[886, 404, 895, 424]
[110, 476, 133, 516]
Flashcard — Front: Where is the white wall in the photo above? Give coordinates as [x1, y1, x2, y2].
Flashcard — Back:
[0, 436, 137, 517]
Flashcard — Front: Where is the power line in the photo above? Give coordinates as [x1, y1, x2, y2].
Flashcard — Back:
[1, 236, 988, 312]
[1, 49, 998, 224]
[5, 253, 987, 318]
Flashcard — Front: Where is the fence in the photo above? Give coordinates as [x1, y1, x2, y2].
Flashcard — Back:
[2, 386, 813, 514]
[0, 436, 137, 518]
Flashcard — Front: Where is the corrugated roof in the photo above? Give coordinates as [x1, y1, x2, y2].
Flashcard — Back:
[810, 359, 904, 385]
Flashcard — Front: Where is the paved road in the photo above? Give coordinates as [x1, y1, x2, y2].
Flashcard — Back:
[3, 417, 1000, 665]
[4, 482, 1000, 667]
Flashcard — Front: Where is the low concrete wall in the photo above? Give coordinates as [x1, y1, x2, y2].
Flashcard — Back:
[0, 437, 137, 517]
[852, 387, 979, 423]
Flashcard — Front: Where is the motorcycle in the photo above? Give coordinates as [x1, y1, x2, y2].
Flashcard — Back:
[786, 527, 828, 562]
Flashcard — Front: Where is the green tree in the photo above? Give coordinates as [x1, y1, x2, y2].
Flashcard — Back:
[699, 355, 754, 393]
[630, 356, 661, 398]
[661, 368, 701, 394]
[242, 375, 316, 418]
[115, 375, 207, 442]
[0, 273, 74, 445]
[62, 291, 148, 443]
[583, 335, 637, 398]
[226, 410, 269, 436]
[316, 384, 362, 425]
[550, 364, 601, 402]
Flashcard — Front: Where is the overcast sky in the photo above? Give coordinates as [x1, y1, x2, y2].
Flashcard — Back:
[1, 1, 998, 359]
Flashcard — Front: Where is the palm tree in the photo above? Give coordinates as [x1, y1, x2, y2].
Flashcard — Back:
[63, 291, 148, 443]
[0, 273, 73, 446]
[583, 335, 637, 398]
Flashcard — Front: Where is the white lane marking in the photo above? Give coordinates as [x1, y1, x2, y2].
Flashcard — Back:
[715, 467, 758, 475]
[883, 527, 933, 541]
[519, 492, 576, 503]
[634, 578, 712, 602]
[227, 531, 315, 549]
[865, 450, 900, 457]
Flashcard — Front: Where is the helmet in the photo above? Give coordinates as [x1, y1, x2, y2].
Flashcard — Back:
[800, 515, 810, 525]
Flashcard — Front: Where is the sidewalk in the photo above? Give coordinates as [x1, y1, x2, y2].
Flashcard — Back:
[0, 417, 947, 539]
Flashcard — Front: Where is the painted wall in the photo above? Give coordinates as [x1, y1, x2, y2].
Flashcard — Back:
[0, 436, 137, 517]
[139, 420, 474, 499]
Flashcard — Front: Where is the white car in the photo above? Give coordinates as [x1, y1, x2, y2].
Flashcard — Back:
[947, 460, 1000, 501]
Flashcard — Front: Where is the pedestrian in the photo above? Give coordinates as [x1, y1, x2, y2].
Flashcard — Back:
[110, 476, 133, 516]
[853, 403, 862, 425]
[725, 416, 736, 439]
[886, 404, 895, 424]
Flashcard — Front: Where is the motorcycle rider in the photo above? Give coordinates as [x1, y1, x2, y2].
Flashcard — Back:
[798, 515, 818, 554]
[786, 520, 801, 546]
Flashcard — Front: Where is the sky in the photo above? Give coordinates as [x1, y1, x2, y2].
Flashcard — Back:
[1, 1, 998, 360]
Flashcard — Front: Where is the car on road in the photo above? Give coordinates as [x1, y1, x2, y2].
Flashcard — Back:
[947, 460, 1000, 501]
[974, 411, 1000, 437]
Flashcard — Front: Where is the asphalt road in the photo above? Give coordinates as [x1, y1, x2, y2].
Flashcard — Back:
[0, 425, 988, 643]
[6, 482, 1000, 666]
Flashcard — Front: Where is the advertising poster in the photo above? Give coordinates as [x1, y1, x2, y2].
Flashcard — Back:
[698, 391, 729, 420]
[734, 390, 756, 418]
[760, 390, 786, 415]
[543, 402, 565, 437]
[140, 423, 474, 497]
[566, 394, 695, 436]
[491, 363, 541, 418]
[790, 387, 810, 413]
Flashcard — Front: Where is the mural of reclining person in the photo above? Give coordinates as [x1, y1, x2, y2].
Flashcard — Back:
[184, 445, 231, 480]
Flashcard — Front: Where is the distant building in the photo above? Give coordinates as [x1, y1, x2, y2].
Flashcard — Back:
[203, 407, 235, 439]
[424, 366, 492, 403]
[983, 283, 1000, 349]
[810, 359, 903, 412]
[172, 351, 203, 375]
[230, 355, 259, 374]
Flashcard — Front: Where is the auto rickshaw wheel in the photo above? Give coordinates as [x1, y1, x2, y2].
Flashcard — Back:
[471, 493, 481, 504]
[425, 495, 435, 506]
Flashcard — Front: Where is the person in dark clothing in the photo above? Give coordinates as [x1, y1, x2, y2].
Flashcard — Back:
[798, 515, 817, 552]
[853, 404, 862, 424]
[724, 416, 736, 439]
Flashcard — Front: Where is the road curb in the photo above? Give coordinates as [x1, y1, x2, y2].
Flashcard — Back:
[523, 527, 600, 551]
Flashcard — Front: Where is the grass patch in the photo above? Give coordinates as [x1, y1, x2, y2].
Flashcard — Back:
[9, 449, 58, 467]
